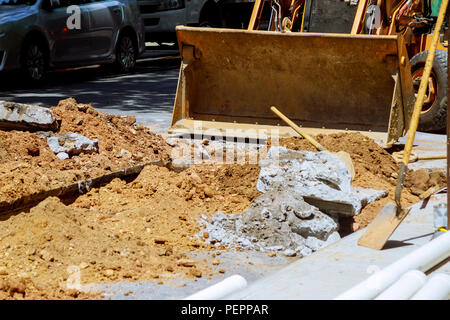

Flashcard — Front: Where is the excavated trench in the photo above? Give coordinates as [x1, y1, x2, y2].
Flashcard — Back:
[0, 98, 445, 299]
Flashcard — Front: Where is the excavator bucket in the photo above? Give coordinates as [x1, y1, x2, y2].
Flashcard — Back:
[170, 26, 415, 145]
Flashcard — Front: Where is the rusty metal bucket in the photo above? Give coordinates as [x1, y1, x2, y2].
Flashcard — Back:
[170, 26, 415, 145]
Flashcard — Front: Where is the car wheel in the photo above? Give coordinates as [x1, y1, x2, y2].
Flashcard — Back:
[115, 35, 136, 73]
[410, 50, 448, 133]
[21, 41, 47, 82]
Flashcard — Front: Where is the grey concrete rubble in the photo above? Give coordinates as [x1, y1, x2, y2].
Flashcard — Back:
[167, 137, 266, 164]
[199, 190, 340, 255]
[0, 101, 59, 131]
[257, 146, 387, 216]
[42, 132, 99, 158]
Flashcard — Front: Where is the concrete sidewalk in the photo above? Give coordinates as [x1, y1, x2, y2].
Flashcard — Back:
[225, 193, 449, 300]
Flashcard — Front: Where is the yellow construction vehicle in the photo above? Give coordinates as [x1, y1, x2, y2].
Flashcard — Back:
[169, 0, 448, 144]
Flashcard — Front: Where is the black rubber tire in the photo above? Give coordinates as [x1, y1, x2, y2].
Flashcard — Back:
[410, 49, 448, 133]
[21, 40, 47, 83]
[115, 34, 137, 73]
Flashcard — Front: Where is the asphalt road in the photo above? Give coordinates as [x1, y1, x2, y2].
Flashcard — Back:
[0, 48, 180, 134]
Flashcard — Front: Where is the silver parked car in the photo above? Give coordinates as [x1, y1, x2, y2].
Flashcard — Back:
[0, 0, 145, 81]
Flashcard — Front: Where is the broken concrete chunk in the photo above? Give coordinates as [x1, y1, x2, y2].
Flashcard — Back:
[297, 246, 312, 257]
[200, 189, 338, 253]
[305, 237, 325, 252]
[257, 146, 387, 216]
[56, 152, 69, 160]
[283, 249, 297, 257]
[0, 101, 59, 131]
[120, 149, 132, 159]
[46, 133, 98, 157]
[291, 211, 338, 240]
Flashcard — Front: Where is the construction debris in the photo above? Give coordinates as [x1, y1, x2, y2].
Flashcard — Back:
[257, 146, 388, 216]
[0, 101, 59, 132]
[0, 99, 444, 300]
[200, 189, 340, 255]
[0, 98, 171, 204]
[42, 132, 99, 159]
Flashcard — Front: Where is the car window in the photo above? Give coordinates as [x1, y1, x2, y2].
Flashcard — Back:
[0, 0, 37, 5]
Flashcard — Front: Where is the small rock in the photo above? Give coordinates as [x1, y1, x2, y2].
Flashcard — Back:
[154, 238, 167, 245]
[204, 186, 214, 198]
[219, 269, 226, 273]
[0, 266, 8, 275]
[7, 278, 26, 296]
[79, 262, 89, 270]
[165, 138, 178, 147]
[120, 115, 136, 126]
[171, 158, 193, 170]
[305, 237, 325, 251]
[26, 144, 40, 157]
[66, 289, 80, 298]
[177, 259, 196, 267]
[283, 249, 296, 257]
[267, 252, 276, 257]
[123, 290, 133, 297]
[133, 152, 144, 161]
[39, 249, 54, 262]
[203, 231, 210, 239]
[120, 149, 132, 159]
[298, 246, 313, 257]
[212, 258, 220, 265]
[104, 269, 114, 277]
[56, 152, 69, 160]
[201, 139, 210, 146]
[189, 172, 202, 184]
[190, 268, 202, 278]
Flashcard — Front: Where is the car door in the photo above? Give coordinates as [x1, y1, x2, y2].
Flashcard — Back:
[85, 0, 124, 57]
[41, 0, 92, 64]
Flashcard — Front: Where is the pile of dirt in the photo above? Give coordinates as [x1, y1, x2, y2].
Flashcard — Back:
[0, 125, 443, 299]
[272, 132, 443, 231]
[404, 169, 446, 196]
[0, 163, 260, 299]
[0, 98, 172, 203]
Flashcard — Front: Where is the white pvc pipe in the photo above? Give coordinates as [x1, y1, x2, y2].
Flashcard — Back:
[375, 270, 426, 300]
[184, 275, 248, 300]
[411, 273, 450, 300]
[335, 231, 450, 300]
